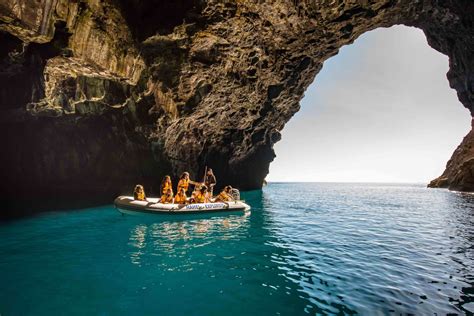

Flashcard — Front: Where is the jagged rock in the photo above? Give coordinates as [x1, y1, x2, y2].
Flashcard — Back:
[429, 119, 474, 191]
[190, 32, 229, 64]
[0, 0, 474, 216]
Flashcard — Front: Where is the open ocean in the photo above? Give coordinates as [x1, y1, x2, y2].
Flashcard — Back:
[1, 183, 473, 315]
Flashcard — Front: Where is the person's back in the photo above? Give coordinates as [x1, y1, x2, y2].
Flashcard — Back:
[134, 185, 147, 201]
[215, 191, 230, 202]
[215, 186, 234, 202]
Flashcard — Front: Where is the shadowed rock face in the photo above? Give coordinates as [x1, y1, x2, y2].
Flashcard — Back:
[0, 0, 473, 216]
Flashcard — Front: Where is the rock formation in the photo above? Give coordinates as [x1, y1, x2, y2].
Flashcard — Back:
[0, 0, 473, 216]
[429, 119, 474, 191]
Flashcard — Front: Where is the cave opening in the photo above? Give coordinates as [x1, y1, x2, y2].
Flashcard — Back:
[268, 25, 471, 184]
[115, 0, 204, 41]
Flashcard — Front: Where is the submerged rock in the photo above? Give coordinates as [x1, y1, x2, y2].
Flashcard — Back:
[0, 0, 474, 215]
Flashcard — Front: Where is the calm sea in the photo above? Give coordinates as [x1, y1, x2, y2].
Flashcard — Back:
[1, 183, 473, 315]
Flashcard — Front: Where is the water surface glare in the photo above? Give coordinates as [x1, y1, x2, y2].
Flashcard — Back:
[1, 183, 474, 315]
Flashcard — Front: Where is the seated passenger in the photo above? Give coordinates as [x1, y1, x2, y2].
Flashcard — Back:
[161, 175, 173, 196]
[190, 182, 202, 203]
[194, 186, 209, 204]
[133, 184, 147, 201]
[160, 188, 174, 204]
[215, 185, 235, 202]
[174, 188, 188, 205]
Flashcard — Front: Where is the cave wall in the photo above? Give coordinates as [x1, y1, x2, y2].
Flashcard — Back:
[0, 0, 473, 215]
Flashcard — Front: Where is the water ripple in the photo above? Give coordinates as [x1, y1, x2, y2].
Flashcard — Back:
[263, 183, 474, 314]
[0, 184, 473, 315]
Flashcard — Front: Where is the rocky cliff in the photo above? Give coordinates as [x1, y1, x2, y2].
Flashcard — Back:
[429, 119, 474, 191]
[1, 0, 473, 216]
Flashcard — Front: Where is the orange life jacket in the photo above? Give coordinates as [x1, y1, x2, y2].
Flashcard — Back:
[161, 194, 173, 204]
[177, 179, 189, 192]
[174, 193, 187, 204]
[162, 181, 173, 194]
[195, 192, 206, 203]
[135, 191, 145, 201]
[217, 192, 231, 202]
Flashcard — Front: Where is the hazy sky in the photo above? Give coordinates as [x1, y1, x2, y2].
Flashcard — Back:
[268, 25, 471, 183]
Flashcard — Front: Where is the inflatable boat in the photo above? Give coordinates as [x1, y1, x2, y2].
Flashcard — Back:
[114, 196, 251, 216]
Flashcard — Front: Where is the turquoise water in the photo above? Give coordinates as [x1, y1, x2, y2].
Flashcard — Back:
[1, 183, 474, 315]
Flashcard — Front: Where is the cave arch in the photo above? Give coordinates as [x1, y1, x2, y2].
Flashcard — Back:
[268, 25, 471, 183]
[0, 1, 473, 216]
[160, 1, 474, 191]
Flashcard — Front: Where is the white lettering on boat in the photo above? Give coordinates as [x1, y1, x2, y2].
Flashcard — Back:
[185, 203, 227, 210]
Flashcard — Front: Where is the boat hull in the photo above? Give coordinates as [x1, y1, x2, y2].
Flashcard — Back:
[114, 196, 251, 216]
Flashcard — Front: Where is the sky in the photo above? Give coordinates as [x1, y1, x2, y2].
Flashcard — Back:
[267, 25, 471, 183]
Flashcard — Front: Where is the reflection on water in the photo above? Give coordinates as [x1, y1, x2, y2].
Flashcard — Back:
[119, 184, 474, 314]
[0, 184, 473, 315]
[128, 213, 251, 267]
[122, 185, 474, 314]
[129, 225, 147, 265]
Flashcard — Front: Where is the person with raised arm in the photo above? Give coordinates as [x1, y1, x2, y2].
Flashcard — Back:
[177, 172, 201, 194]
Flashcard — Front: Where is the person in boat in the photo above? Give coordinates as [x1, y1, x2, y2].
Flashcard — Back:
[174, 187, 188, 205]
[193, 185, 210, 204]
[177, 172, 200, 193]
[204, 168, 217, 196]
[161, 175, 173, 196]
[190, 184, 199, 203]
[215, 185, 235, 202]
[133, 184, 147, 201]
[160, 188, 174, 204]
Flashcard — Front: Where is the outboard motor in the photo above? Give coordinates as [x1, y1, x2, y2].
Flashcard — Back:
[231, 188, 240, 201]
